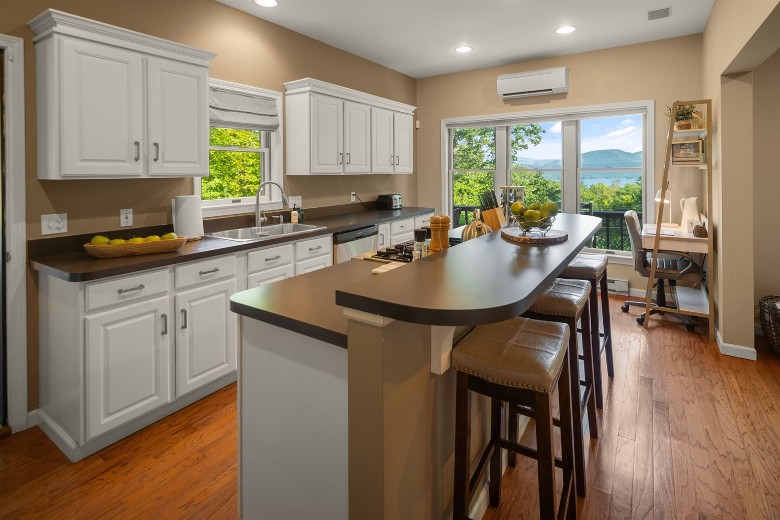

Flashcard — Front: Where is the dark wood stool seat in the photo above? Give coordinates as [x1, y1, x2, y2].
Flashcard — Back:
[561, 252, 615, 408]
[523, 278, 597, 498]
[452, 317, 577, 520]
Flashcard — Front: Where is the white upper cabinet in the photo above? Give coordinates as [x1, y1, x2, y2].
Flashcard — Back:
[29, 9, 214, 180]
[284, 78, 415, 175]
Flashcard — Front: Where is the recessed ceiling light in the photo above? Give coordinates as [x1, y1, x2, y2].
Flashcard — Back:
[555, 26, 576, 34]
[455, 46, 473, 53]
[255, 0, 278, 7]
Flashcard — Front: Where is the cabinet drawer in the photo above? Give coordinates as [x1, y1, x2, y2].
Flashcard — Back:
[86, 269, 169, 312]
[296, 255, 333, 276]
[390, 231, 414, 246]
[175, 254, 235, 290]
[390, 218, 414, 236]
[414, 213, 434, 229]
[295, 235, 333, 261]
[247, 244, 294, 273]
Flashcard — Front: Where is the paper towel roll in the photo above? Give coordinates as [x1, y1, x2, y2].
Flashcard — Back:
[172, 195, 204, 241]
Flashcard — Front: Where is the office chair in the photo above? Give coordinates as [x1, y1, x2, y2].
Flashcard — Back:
[622, 210, 703, 331]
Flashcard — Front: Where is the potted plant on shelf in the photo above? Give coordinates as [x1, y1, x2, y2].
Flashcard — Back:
[665, 103, 703, 130]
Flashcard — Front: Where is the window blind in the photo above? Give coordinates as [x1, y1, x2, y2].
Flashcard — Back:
[209, 88, 279, 131]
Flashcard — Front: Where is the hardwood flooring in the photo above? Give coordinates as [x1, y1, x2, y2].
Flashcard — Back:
[2, 296, 780, 519]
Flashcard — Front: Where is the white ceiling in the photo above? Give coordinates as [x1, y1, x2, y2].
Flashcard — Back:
[215, 0, 714, 79]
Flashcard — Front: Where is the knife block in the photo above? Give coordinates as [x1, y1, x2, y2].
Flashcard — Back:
[481, 208, 505, 231]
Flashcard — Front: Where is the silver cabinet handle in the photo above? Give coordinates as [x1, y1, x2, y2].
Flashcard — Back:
[390, 155, 394, 165]
[199, 267, 219, 276]
[346, 152, 351, 164]
[395, 155, 399, 165]
[265, 255, 281, 262]
[309, 245, 322, 251]
[153, 142, 160, 162]
[134, 141, 140, 162]
[338, 152, 343, 165]
[379, 234, 385, 246]
[161, 313, 168, 335]
[181, 309, 188, 330]
[118, 284, 145, 295]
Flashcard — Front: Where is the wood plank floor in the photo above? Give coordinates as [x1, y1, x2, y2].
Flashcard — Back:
[3, 295, 780, 519]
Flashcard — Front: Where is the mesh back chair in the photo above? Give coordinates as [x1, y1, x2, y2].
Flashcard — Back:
[622, 210, 703, 331]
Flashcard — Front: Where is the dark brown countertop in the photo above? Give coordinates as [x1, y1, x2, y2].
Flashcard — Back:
[230, 258, 380, 348]
[29, 207, 433, 282]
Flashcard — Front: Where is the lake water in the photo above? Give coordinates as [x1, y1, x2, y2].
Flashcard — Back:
[539, 173, 640, 188]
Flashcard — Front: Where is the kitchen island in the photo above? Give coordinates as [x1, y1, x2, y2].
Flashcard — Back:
[230, 213, 601, 519]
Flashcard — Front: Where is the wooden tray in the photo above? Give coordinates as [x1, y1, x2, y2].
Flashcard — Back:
[501, 228, 568, 244]
[84, 237, 187, 258]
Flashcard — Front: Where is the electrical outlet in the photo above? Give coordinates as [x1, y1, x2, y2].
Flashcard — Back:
[120, 208, 133, 227]
[288, 195, 302, 208]
[41, 213, 68, 235]
[351, 191, 356, 203]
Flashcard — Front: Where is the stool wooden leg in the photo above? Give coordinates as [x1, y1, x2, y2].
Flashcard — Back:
[508, 404, 518, 468]
[558, 347, 578, 519]
[589, 278, 604, 409]
[535, 390, 557, 519]
[580, 304, 599, 440]
[454, 372, 471, 520]
[599, 274, 615, 378]
[565, 316, 586, 498]
[489, 397, 502, 507]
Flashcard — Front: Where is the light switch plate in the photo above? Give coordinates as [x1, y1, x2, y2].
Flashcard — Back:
[288, 195, 302, 208]
[41, 213, 68, 235]
[120, 208, 133, 227]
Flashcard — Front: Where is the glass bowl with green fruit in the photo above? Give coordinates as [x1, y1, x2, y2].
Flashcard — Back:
[510, 200, 559, 235]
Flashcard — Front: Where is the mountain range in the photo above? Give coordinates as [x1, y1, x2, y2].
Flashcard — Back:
[515, 149, 642, 169]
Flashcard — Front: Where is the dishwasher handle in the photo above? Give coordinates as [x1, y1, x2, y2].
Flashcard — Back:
[332, 225, 379, 245]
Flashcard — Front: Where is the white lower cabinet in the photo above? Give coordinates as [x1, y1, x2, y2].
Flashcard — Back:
[390, 217, 415, 245]
[248, 264, 295, 287]
[295, 235, 333, 275]
[377, 223, 390, 249]
[85, 295, 171, 439]
[175, 278, 237, 397]
[297, 255, 333, 274]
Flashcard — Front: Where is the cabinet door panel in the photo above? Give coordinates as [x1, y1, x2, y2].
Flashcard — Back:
[344, 101, 371, 173]
[86, 296, 171, 439]
[176, 279, 237, 396]
[248, 264, 294, 288]
[311, 94, 343, 173]
[296, 255, 333, 275]
[394, 112, 414, 173]
[61, 39, 144, 177]
[371, 107, 394, 173]
[147, 57, 209, 177]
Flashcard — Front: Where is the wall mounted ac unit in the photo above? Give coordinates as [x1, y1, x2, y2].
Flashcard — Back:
[497, 67, 569, 99]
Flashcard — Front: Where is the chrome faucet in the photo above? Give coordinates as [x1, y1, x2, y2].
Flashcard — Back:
[255, 181, 289, 229]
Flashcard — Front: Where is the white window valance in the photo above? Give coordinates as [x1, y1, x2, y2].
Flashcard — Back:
[209, 80, 280, 131]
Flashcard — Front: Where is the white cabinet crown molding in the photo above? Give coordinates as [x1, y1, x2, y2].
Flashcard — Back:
[284, 78, 415, 115]
[28, 9, 215, 66]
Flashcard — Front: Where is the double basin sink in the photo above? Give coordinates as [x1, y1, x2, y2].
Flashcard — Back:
[206, 223, 325, 244]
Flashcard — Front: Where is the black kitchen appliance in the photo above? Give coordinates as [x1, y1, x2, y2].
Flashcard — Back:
[376, 194, 402, 209]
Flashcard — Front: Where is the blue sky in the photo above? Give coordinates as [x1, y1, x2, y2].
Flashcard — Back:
[518, 115, 644, 160]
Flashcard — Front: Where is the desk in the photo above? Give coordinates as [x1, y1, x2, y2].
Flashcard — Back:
[641, 224, 708, 254]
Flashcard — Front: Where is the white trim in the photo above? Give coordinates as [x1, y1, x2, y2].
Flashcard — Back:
[716, 330, 757, 361]
[195, 79, 285, 218]
[440, 100, 655, 228]
[283, 77, 415, 114]
[1, 34, 28, 433]
[342, 308, 395, 327]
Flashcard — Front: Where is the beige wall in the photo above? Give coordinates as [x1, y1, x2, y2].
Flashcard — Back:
[3, 0, 417, 409]
[415, 35, 704, 292]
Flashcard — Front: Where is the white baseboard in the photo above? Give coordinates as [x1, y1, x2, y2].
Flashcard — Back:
[716, 330, 757, 360]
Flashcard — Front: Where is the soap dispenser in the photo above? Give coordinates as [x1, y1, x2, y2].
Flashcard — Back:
[291, 205, 299, 224]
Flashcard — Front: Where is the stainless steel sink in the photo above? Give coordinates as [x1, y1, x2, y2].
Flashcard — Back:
[207, 223, 325, 243]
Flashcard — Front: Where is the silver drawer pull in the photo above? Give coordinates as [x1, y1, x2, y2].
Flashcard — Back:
[309, 245, 323, 251]
[118, 284, 145, 295]
[134, 141, 140, 162]
[199, 267, 220, 276]
[181, 309, 188, 329]
[153, 142, 160, 162]
[161, 313, 168, 336]
[265, 255, 282, 262]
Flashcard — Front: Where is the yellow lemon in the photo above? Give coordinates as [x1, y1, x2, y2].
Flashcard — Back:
[540, 201, 559, 218]
[510, 201, 526, 216]
[523, 209, 542, 222]
[161, 232, 178, 240]
[145, 235, 161, 242]
[109, 238, 126, 246]
[128, 237, 144, 244]
[527, 202, 541, 212]
[90, 235, 110, 245]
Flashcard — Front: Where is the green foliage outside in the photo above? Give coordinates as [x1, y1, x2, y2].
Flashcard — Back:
[203, 128, 264, 201]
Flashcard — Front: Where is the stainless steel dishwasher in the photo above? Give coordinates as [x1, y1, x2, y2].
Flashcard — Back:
[333, 225, 379, 263]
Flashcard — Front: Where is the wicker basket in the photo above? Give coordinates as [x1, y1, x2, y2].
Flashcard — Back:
[759, 295, 780, 355]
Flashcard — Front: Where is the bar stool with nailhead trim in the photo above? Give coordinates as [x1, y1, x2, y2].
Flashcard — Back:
[561, 253, 615, 409]
[521, 278, 598, 498]
[452, 317, 577, 520]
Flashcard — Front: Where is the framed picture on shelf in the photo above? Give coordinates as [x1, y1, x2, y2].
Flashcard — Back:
[671, 139, 704, 165]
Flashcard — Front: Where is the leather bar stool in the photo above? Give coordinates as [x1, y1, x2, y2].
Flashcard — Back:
[561, 253, 615, 409]
[522, 278, 597, 498]
[452, 317, 577, 520]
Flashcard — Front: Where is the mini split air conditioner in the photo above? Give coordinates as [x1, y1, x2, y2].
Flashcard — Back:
[497, 66, 569, 99]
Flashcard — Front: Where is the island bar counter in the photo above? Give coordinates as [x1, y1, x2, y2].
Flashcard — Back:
[231, 213, 601, 519]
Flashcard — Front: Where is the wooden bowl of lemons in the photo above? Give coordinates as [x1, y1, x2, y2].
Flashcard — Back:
[84, 233, 186, 258]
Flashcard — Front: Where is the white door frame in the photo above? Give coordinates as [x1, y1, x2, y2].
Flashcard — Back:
[1, 34, 28, 433]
